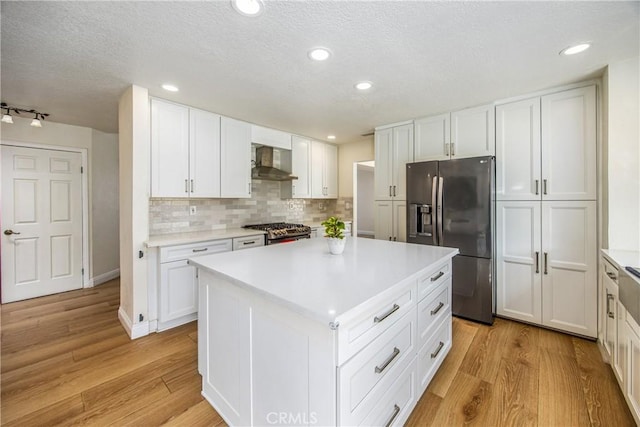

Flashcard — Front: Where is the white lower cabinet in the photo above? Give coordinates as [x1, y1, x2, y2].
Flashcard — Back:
[626, 313, 640, 425]
[155, 235, 263, 331]
[496, 200, 597, 337]
[198, 259, 453, 426]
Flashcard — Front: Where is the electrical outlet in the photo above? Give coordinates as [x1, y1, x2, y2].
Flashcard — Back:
[288, 201, 295, 210]
[189, 205, 197, 215]
[318, 202, 324, 210]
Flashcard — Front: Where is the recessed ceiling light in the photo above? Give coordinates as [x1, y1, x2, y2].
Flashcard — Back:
[162, 84, 179, 92]
[308, 47, 331, 61]
[231, 0, 264, 16]
[327, 135, 336, 140]
[560, 43, 591, 56]
[355, 81, 373, 90]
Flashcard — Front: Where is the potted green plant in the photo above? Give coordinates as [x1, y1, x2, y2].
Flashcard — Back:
[321, 216, 346, 255]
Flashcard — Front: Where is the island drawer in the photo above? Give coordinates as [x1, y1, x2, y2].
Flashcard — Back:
[417, 316, 451, 396]
[338, 310, 416, 425]
[417, 280, 451, 349]
[160, 239, 233, 263]
[232, 234, 264, 250]
[358, 357, 417, 427]
[336, 282, 416, 365]
[417, 260, 451, 301]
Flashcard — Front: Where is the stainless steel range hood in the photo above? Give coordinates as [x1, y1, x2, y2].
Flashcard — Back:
[252, 146, 298, 181]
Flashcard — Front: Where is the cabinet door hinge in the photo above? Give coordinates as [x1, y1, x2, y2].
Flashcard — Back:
[81, 166, 84, 173]
[81, 268, 85, 276]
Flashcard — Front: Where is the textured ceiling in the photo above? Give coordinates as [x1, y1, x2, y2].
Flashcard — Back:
[2, 1, 638, 143]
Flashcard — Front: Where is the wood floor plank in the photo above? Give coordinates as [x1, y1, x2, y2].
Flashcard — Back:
[427, 317, 478, 397]
[1, 394, 86, 427]
[459, 317, 515, 384]
[502, 320, 539, 368]
[482, 358, 538, 427]
[573, 337, 636, 426]
[0, 334, 196, 423]
[429, 371, 493, 426]
[160, 399, 223, 427]
[538, 348, 592, 427]
[405, 391, 443, 427]
[71, 377, 171, 426]
[2, 324, 126, 372]
[162, 362, 201, 393]
[115, 381, 205, 426]
[538, 326, 576, 357]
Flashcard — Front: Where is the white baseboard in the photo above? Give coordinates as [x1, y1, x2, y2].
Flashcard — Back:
[118, 306, 150, 340]
[92, 268, 120, 286]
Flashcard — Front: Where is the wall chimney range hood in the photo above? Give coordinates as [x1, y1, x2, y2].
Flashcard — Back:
[252, 146, 298, 181]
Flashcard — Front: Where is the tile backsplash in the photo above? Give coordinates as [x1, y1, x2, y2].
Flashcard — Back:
[149, 180, 353, 235]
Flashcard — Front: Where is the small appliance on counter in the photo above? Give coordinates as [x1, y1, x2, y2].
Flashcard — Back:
[406, 156, 495, 324]
[243, 222, 311, 245]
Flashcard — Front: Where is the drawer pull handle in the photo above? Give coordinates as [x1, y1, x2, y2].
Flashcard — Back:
[374, 304, 400, 323]
[606, 271, 617, 280]
[430, 271, 444, 282]
[607, 293, 615, 319]
[243, 241, 255, 245]
[192, 248, 208, 253]
[431, 341, 444, 359]
[375, 347, 400, 374]
[430, 302, 444, 316]
[384, 404, 401, 427]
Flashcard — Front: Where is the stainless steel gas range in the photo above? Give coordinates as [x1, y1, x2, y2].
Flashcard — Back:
[243, 223, 311, 245]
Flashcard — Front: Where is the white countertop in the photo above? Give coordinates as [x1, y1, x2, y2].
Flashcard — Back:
[602, 249, 640, 286]
[189, 237, 458, 324]
[146, 228, 266, 247]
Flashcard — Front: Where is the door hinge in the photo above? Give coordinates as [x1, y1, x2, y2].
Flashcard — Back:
[81, 166, 84, 173]
[82, 268, 85, 275]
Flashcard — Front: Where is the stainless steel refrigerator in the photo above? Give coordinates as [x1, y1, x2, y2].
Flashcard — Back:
[407, 156, 495, 324]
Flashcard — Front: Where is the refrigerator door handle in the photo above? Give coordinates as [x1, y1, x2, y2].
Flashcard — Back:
[437, 176, 444, 245]
[431, 176, 438, 245]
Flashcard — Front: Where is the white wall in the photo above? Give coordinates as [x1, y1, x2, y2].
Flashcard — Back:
[357, 165, 375, 235]
[1, 116, 119, 284]
[118, 85, 150, 339]
[338, 139, 374, 197]
[91, 130, 120, 281]
[606, 56, 640, 251]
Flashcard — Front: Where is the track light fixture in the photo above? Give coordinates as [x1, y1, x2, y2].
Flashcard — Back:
[1, 102, 49, 127]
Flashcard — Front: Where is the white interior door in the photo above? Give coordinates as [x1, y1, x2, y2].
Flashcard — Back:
[1, 145, 83, 303]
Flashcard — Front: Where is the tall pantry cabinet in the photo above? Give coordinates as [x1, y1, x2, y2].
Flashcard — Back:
[374, 123, 413, 242]
[495, 85, 597, 337]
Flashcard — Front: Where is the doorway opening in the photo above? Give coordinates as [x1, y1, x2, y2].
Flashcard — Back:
[352, 161, 375, 238]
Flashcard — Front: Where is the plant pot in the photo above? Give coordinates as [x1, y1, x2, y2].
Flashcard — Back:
[327, 237, 346, 255]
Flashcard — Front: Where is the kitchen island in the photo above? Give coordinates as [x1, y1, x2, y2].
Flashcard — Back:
[189, 237, 458, 426]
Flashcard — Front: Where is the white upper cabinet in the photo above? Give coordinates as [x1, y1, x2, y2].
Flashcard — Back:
[221, 117, 252, 198]
[251, 125, 292, 150]
[151, 99, 190, 198]
[290, 136, 311, 199]
[151, 99, 221, 198]
[450, 103, 495, 158]
[496, 85, 596, 201]
[374, 123, 413, 200]
[190, 108, 221, 198]
[496, 97, 541, 200]
[541, 85, 596, 200]
[414, 114, 450, 162]
[311, 141, 338, 199]
[413, 104, 494, 162]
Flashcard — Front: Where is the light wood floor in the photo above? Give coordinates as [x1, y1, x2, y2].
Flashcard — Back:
[1, 279, 635, 426]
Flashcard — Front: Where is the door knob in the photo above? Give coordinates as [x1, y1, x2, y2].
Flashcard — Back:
[4, 229, 20, 235]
